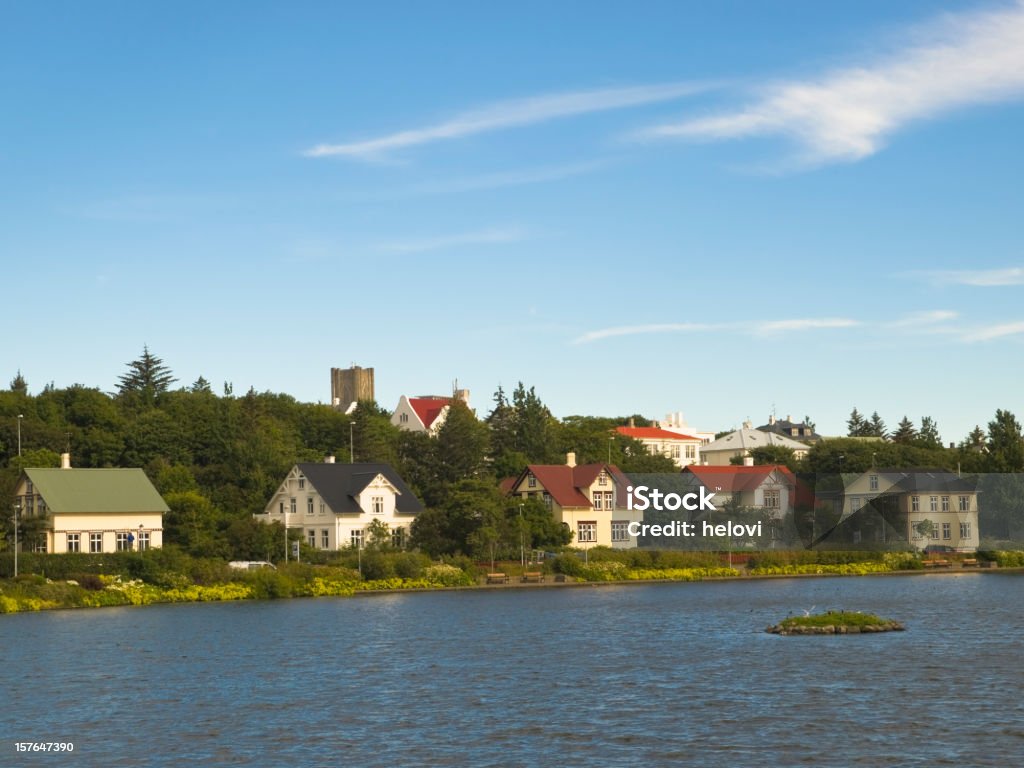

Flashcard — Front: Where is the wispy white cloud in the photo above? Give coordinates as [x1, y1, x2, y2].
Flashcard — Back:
[752, 317, 860, 334]
[407, 160, 608, 195]
[638, 2, 1024, 166]
[887, 310, 959, 328]
[305, 82, 713, 160]
[572, 323, 711, 345]
[961, 321, 1024, 342]
[378, 227, 526, 254]
[572, 317, 859, 344]
[918, 267, 1024, 287]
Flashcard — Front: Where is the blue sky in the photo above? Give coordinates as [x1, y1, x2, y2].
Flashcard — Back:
[3, 1, 1024, 442]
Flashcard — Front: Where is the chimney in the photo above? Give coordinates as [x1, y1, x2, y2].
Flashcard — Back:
[628, 417, 635, 428]
[786, 414, 792, 423]
[325, 455, 336, 464]
[566, 452, 577, 468]
[743, 455, 754, 467]
[768, 414, 776, 425]
[742, 420, 753, 429]
[61, 452, 71, 469]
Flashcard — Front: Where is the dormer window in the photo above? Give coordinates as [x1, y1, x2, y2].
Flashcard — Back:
[298, 476, 306, 490]
[528, 473, 537, 488]
[598, 472, 607, 486]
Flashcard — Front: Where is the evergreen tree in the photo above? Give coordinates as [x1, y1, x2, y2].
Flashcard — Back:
[987, 409, 1024, 472]
[918, 416, 941, 448]
[512, 382, 560, 462]
[847, 408, 868, 437]
[9, 370, 27, 395]
[433, 398, 490, 486]
[116, 346, 177, 404]
[190, 376, 212, 393]
[891, 416, 917, 444]
[868, 411, 888, 439]
[963, 425, 987, 450]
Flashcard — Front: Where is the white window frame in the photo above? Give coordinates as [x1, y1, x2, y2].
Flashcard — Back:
[611, 521, 629, 542]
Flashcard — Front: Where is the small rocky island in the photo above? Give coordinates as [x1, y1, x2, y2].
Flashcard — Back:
[767, 610, 905, 635]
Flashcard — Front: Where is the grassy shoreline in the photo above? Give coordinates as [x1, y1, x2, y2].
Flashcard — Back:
[2, 562, 1019, 615]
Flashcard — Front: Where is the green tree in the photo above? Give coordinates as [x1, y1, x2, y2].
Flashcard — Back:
[116, 346, 177, 405]
[433, 398, 490, 486]
[746, 445, 799, 471]
[868, 412, 888, 439]
[847, 408, 868, 437]
[892, 416, 917, 444]
[513, 383, 560, 462]
[9, 370, 28, 395]
[987, 409, 1024, 472]
[918, 416, 941, 448]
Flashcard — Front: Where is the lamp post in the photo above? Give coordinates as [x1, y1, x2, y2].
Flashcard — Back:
[139, 523, 144, 552]
[17, 414, 24, 458]
[350, 420, 356, 464]
[518, 504, 525, 568]
[608, 436, 613, 465]
[13, 502, 20, 578]
[283, 501, 289, 564]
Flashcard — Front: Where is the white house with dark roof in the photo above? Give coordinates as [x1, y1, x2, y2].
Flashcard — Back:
[700, 421, 810, 466]
[258, 460, 424, 550]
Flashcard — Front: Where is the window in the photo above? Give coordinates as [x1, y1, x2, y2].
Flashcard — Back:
[578, 522, 597, 543]
[320, 502, 326, 515]
[543, 492, 552, 509]
[90, 533, 103, 553]
[372, 496, 384, 515]
[959, 496, 970, 512]
[869, 475, 879, 491]
[942, 522, 951, 540]
[290, 498, 297, 515]
[685, 445, 696, 460]
[350, 529, 363, 549]
[527, 473, 537, 488]
[307, 530, 316, 548]
[930, 527, 940, 540]
[67, 533, 80, 553]
[670, 445, 681, 459]
[33, 541, 47, 553]
[764, 490, 781, 509]
[307, 497, 314, 515]
[960, 521, 972, 539]
[941, 496, 950, 512]
[911, 521, 922, 540]
[298, 476, 305, 490]
[611, 521, 629, 542]
[322, 530, 330, 549]
[138, 532, 150, 551]
[593, 493, 603, 511]
[604, 491, 614, 510]
[400, 412, 409, 423]
[116, 532, 132, 551]
[598, 473, 608, 486]
[391, 527, 404, 549]
[25, 495, 34, 516]
[929, 496, 938, 512]
[851, 496, 863, 512]
[279, 501, 284, 515]
[911, 496, 920, 512]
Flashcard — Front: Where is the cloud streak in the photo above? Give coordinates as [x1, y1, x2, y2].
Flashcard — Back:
[961, 321, 1024, 342]
[378, 227, 525, 254]
[918, 267, 1024, 287]
[305, 82, 713, 160]
[572, 318, 859, 344]
[638, 2, 1024, 165]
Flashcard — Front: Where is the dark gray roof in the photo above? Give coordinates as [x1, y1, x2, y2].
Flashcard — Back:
[757, 420, 822, 442]
[296, 463, 424, 515]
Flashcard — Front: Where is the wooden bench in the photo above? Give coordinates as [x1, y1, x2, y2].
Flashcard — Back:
[961, 559, 980, 568]
[521, 571, 545, 583]
[486, 573, 509, 584]
[923, 559, 953, 568]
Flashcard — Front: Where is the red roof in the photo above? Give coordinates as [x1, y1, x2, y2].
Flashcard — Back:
[409, 396, 451, 429]
[513, 463, 627, 508]
[616, 426, 701, 441]
[685, 464, 796, 493]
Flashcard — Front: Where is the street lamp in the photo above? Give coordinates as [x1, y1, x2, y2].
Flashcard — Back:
[13, 502, 20, 578]
[17, 414, 24, 458]
[518, 504, 525, 568]
[139, 523, 144, 552]
[350, 420, 356, 464]
[608, 436, 614, 465]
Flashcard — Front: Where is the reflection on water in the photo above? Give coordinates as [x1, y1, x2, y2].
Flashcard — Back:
[4, 574, 1023, 766]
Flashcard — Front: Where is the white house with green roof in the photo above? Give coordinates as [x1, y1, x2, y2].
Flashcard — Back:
[14, 464, 167, 554]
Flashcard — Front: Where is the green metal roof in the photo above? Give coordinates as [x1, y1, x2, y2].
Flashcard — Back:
[23, 468, 170, 514]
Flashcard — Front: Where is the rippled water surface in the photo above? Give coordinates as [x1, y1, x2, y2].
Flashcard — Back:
[4, 574, 1023, 766]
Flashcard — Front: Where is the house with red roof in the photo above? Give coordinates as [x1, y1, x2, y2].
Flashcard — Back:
[506, 453, 643, 549]
[391, 389, 471, 435]
[616, 425, 703, 468]
[683, 464, 803, 520]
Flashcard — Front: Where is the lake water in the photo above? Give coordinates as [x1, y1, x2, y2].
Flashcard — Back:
[3, 573, 1023, 767]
